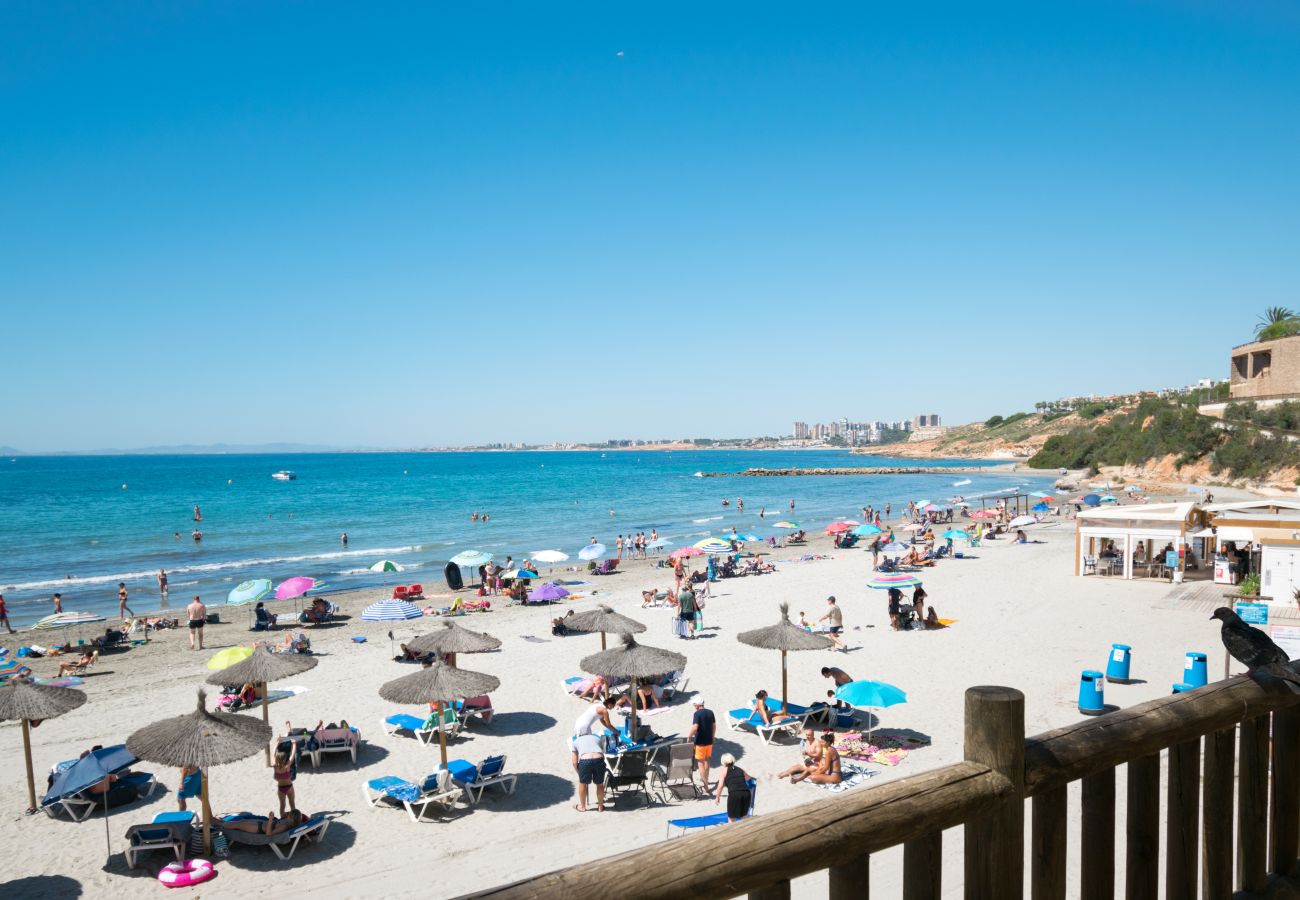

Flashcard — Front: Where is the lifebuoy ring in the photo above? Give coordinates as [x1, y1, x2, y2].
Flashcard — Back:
[158, 858, 215, 888]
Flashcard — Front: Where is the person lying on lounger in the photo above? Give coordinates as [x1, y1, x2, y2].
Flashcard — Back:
[56, 650, 94, 677]
[221, 809, 309, 836]
[577, 674, 608, 701]
[749, 690, 776, 726]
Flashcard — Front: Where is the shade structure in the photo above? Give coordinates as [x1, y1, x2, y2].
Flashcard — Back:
[1031, 503, 1051, 513]
[835, 680, 907, 739]
[500, 568, 538, 580]
[867, 573, 923, 590]
[203, 647, 318, 753]
[0, 680, 87, 812]
[227, 579, 273, 606]
[450, 550, 492, 567]
[941, 530, 970, 540]
[693, 538, 733, 554]
[728, 533, 759, 543]
[566, 604, 646, 650]
[646, 538, 671, 549]
[773, 521, 799, 529]
[854, 524, 883, 536]
[527, 582, 570, 603]
[361, 599, 423, 621]
[1008, 515, 1037, 528]
[736, 603, 833, 712]
[379, 662, 500, 766]
[207, 646, 255, 670]
[0, 657, 32, 679]
[581, 635, 686, 744]
[369, 560, 402, 573]
[532, 550, 569, 564]
[669, 547, 704, 560]
[1083, 494, 1102, 507]
[880, 542, 911, 554]
[578, 543, 606, 561]
[42, 744, 132, 856]
[126, 691, 272, 854]
[406, 620, 502, 663]
[275, 576, 317, 600]
[31, 612, 105, 630]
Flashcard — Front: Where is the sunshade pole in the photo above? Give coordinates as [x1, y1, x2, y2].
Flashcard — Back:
[629, 676, 639, 744]
[103, 776, 111, 860]
[21, 719, 36, 812]
[781, 650, 789, 714]
[201, 771, 212, 855]
[437, 702, 448, 768]
[262, 682, 271, 764]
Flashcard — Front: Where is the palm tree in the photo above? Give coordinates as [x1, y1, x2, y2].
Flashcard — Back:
[1256, 306, 1299, 340]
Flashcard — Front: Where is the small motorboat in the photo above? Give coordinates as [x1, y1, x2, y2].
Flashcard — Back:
[272, 470, 297, 481]
[952, 478, 971, 487]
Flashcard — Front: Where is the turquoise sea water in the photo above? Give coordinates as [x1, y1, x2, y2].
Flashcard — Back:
[0, 450, 1050, 627]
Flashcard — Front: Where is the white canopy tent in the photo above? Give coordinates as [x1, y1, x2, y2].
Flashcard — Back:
[1075, 502, 1202, 579]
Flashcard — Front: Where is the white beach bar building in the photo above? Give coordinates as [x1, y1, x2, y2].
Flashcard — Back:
[1074, 502, 1204, 579]
[1200, 500, 1300, 605]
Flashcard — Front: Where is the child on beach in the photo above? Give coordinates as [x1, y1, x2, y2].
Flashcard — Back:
[270, 742, 299, 815]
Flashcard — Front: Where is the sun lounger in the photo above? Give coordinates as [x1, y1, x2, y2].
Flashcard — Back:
[454, 695, 493, 727]
[446, 755, 516, 803]
[124, 811, 194, 868]
[727, 699, 814, 744]
[361, 771, 464, 822]
[593, 559, 619, 575]
[220, 813, 331, 860]
[310, 725, 360, 766]
[407, 583, 424, 600]
[393, 585, 410, 600]
[666, 779, 756, 837]
[383, 709, 460, 745]
[45, 770, 157, 821]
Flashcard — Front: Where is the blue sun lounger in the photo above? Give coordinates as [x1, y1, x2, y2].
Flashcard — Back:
[446, 755, 516, 803]
[727, 698, 815, 744]
[666, 779, 756, 837]
[362, 771, 464, 821]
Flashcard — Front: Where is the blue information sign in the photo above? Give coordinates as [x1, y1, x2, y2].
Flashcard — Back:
[1236, 601, 1269, 625]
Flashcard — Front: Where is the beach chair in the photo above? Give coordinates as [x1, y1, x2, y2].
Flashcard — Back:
[661, 672, 689, 702]
[454, 695, 494, 727]
[727, 698, 813, 744]
[1082, 556, 1097, 575]
[594, 559, 619, 576]
[382, 713, 439, 745]
[651, 742, 702, 801]
[362, 770, 464, 821]
[44, 770, 157, 821]
[407, 583, 425, 600]
[666, 780, 756, 837]
[65, 650, 98, 676]
[124, 811, 194, 868]
[393, 585, 409, 600]
[310, 725, 360, 766]
[604, 750, 653, 807]
[446, 755, 516, 803]
[220, 813, 332, 860]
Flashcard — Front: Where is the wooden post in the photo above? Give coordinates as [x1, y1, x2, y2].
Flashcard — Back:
[1202, 727, 1234, 899]
[749, 880, 790, 900]
[903, 832, 941, 900]
[1081, 768, 1116, 900]
[1270, 707, 1300, 875]
[781, 650, 789, 715]
[1238, 715, 1269, 893]
[200, 770, 212, 855]
[1125, 754, 1159, 900]
[21, 719, 37, 812]
[1166, 739, 1200, 898]
[964, 686, 1025, 900]
[437, 701, 449, 768]
[1032, 787, 1067, 900]
[262, 680, 271, 764]
[829, 854, 869, 900]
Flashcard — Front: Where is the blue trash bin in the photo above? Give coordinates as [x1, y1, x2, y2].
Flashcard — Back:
[1106, 644, 1132, 683]
[1078, 670, 1105, 715]
[1172, 682, 1195, 693]
[1184, 651, 1208, 688]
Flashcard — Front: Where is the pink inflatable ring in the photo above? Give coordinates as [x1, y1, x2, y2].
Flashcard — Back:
[158, 858, 214, 888]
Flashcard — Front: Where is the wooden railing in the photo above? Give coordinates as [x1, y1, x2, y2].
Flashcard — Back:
[465, 670, 1300, 899]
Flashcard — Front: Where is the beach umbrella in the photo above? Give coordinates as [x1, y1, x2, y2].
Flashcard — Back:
[527, 583, 570, 603]
[31, 611, 106, 645]
[835, 679, 907, 740]
[941, 529, 969, 540]
[41, 743, 131, 857]
[1083, 494, 1101, 507]
[1099, 495, 1118, 503]
[736, 603, 832, 713]
[854, 524, 883, 536]
[1029, 491, 1054, 499]
[379, 662, 500, 767]
[450, 550, 493, 567]
[881, 541, 911, 554]
[532, 550, 569, 564]
[1032, 503, 1051, 513]
[1123, 486, 1143, 493]
[370, 560, 402, 573]
[0, 680, 86, 813]
[669, 547, 704, 560]
[581, 635, 686, 747]
[902, 523, 925, 533]
[824, 522, 853, 534]
[206, 646, 255, 670]
[732, 533, 760, 543]
[867, 572, 923, 590]
[406, 620, 502, 667]
[578, 543, 607, 561]
[773, 521, 800, 529]
[972, 510, 999, 520]
[566, 604, 646, 650]
[923, 504, 950, 513]
[500, 568, 538, 580]
[227, 579, 272, 607]
[694, 538, 733, 554]
[645, 538, 671, 551]
[361, 599, 423, 621]
[0, 657, 32, 680]
[1008, 515, 1037, 528]
[126, 691, 272, 854]
[204, 647, 317, 759]
[275, 576, 316, 600]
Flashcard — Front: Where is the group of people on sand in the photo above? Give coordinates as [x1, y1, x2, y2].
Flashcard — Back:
[886, 586, 945, 631]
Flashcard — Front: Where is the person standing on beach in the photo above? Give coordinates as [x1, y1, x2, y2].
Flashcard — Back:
[0, 594, 13, 633]
[821, 665, 853, 687]
[570, 730, 607, 813]
[616, 535, 624, 560]
[157, 569, 168, 596]
[187, 596, 207, 650]
[818, 596, 846, 651]
[51, 592, 63, 613]
[117, 583, 134, 619]
[688, 698, 716, 790]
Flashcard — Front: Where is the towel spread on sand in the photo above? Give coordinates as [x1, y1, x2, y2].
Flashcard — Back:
[803, 762, 874, 793]
[838, 729, 929, 767]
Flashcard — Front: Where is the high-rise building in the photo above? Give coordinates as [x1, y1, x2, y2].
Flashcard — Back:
[793, 421, 810, 440]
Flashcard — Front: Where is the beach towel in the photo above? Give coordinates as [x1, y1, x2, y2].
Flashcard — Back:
[521, 635, 548, 644]
[803, 762, 874, 793]
[30, 676, 84, 688]
[616, 705, 672, 718]
[838, 730, 928, 767]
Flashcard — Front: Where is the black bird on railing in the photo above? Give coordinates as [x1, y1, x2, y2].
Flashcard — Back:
[1212, 606, 1300, 692]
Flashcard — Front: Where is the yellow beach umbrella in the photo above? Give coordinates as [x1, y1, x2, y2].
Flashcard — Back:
[206, 646, 254, 671]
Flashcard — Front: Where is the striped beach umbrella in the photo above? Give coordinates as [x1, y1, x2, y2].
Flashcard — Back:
[369, 560, 402, 573]
[881, 541, 911, 554]
[866, 573, 923, 590]
[450, 550, 493, 567]
[500, 568, 538, 580]
[0, 657, 32, 680]
[773, 521, 799, 529]
[227, 579, 272, 607]
[693, 538, 733, 554]
[361, 599, 423, 622]
[32, 612, 106, 630]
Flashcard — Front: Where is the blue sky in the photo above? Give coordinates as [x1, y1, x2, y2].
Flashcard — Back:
[3, 1, 1298, 450]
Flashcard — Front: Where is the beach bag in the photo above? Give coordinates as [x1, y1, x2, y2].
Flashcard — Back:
[673, 616, 691, 639]
[191, 827, 230, 858]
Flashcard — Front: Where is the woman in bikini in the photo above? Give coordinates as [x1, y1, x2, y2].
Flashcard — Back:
[222, 809, 308, 836]
[792, 732, 843, 785]
[268, 742, 298, 815]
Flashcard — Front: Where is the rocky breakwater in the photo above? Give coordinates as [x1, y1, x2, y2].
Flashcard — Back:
[698, 466, 990, 477]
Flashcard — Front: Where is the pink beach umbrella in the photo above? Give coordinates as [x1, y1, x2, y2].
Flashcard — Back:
[274, 577, 316, 600]
[669, 547, 704, 560]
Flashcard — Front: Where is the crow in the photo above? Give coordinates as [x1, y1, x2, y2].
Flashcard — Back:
[1211, 606, 1300, 692]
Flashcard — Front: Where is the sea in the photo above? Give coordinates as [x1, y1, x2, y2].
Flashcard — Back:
[0, 450, 1053, 628]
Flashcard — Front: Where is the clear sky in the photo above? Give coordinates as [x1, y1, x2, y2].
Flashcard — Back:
[3, 2, 1298, 451]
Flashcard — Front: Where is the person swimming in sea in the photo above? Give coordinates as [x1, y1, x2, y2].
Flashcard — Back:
[193, 504, 202, 522]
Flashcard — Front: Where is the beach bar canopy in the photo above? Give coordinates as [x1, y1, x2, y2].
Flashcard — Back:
[1075, 502, 1203, 579]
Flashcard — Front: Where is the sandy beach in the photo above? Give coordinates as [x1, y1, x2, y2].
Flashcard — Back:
[0, 505, 1252, 898]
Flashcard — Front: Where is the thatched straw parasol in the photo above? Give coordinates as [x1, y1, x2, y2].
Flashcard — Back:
[126, 691, 272, 853]
[204, 647, 317, 761]
[405, 621, 501, 668]
[379, 662, 500, 766]
[0, 681, 87, 812]
[580, 635, 686, 744]
[566, 604, 646, 650]
[736, 602, 833, 712]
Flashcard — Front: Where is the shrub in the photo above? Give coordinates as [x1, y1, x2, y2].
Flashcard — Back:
[984, 415, 1004, 428]
[1239, 573, 1261, 597]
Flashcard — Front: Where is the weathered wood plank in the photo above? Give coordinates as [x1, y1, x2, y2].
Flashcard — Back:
[1271, 707, 1300, 875]
[1081, 767, 1116, 900]
[1032, 787, 1067, 900]
[828, 853, 869, 900]
[748, 880, 789, 900]
[1166, 739, 1200, 900]
[1125, 754, 1159, 900]
[903, 832, 941, 900]
[1201, 727, 1234, 899]
[964, 686, 1026, 900]
[1238, 715, 1268, 893]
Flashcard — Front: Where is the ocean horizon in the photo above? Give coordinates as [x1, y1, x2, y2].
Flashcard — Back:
[0, 449, 1050, 628]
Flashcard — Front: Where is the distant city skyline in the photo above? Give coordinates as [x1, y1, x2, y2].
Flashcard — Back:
[3, 3, 1296, 451]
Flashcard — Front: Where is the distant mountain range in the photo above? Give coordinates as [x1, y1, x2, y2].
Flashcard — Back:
[2, 442, 357, 456]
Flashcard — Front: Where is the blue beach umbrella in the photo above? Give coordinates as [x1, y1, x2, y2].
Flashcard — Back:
[1083, 494, 1101, 507]
[361, 599, 423, 622]
[43, 744, 137, 855]
[1032, 503, 1051, 513]
[941, 530, 969, 540]
[227, 579, 272, 607]
[731, 533, 760, 543]
[853, 524, 883, 536]
[578, 543, 607, 561]
[835, 680, 907, 740]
